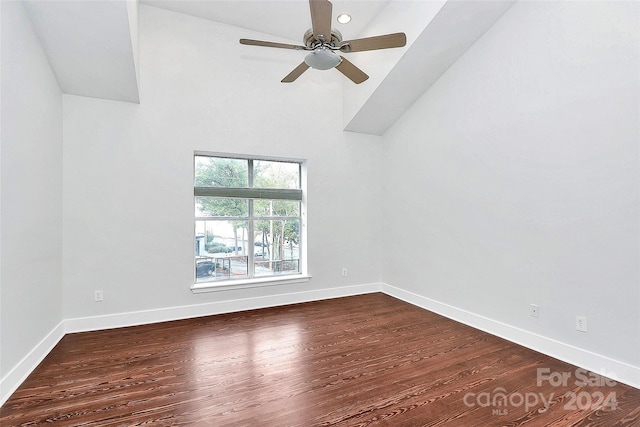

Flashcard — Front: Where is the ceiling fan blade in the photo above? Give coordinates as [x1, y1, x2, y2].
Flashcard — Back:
[335, 56, 369, 84]
[240, 39, 306, 50]
[309, 0, 332, 42]
[339, 32, 407, 53]
[282, 62, 311, 83]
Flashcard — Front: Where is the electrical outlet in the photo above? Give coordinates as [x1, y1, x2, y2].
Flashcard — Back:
[576, 316, 588, 332]
[94, 290, 104, 302]
[341, 267, 348, 277]
[530, 304, 539, 318]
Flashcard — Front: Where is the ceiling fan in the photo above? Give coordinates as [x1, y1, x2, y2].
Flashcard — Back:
[239, 0, 407, 84]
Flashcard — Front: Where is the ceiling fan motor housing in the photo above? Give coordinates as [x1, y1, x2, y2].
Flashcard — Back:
[303, 28, 343, 48]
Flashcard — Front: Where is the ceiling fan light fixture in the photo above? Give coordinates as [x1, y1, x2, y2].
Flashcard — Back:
[304, 47, 341, 70]
[337, 13, 351, 24]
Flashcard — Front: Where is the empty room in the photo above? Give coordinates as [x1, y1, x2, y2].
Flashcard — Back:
[1, 0, 639, 425]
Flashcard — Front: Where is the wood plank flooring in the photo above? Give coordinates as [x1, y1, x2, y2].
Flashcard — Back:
[1, 293, 639, 426]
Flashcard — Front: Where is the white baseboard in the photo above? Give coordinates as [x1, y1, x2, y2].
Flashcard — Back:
[381, 283, 640, 390]
[64, 283, 383, 333]
[0, 321, 66, 406]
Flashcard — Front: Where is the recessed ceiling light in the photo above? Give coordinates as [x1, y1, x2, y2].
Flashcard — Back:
[337, 13, 351, 24]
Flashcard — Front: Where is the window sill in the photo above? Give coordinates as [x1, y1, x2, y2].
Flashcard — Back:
[191, 274, 311, 293]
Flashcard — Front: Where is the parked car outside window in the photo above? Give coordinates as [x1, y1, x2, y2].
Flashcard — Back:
[196, 259, 215, 277]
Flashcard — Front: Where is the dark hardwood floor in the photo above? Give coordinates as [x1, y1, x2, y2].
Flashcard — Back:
[1, 293, 639, 426]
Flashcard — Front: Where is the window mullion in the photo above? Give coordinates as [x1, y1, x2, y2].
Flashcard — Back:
[248, 199, 255, 278]
[247, 159, 255, 278]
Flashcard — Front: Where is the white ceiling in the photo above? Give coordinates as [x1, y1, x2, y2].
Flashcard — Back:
[141, 0, 391, 43]
[23, 0, 140, 103]
[22, 0, 515, 134]
[345, 0, 515, 134]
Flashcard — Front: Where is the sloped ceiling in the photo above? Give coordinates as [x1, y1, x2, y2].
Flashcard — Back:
[22, 0, 514, 135]
[23, 0, 140, 103]
[345, 0, 515, 135]
[141, 0, 391, 43]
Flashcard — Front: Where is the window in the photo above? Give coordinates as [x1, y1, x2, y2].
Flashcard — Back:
[194, 154, 305, 286]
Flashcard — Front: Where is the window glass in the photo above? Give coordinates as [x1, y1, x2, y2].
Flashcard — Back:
[195, 156, 248, 187]
[196, 197, 249, 218]
[254, 219, 300, 277]
[253, 200, 300, 217]
[253, 160, 300, 189]
[195, 219, 249, 282]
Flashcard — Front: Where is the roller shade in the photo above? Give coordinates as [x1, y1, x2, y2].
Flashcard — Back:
[194, 187, 302, 201]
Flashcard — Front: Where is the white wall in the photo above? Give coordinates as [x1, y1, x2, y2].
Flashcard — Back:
[1, 0, 63, 381]
[61, 5, 383, 320]
[382, 0, 639, 373]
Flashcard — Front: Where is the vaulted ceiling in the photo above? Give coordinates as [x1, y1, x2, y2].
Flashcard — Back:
[143, 0, 392, 43]
[23, 0, 514, 135]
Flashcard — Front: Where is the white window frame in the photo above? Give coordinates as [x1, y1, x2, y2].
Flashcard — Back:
[192, 152, 309, 293]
